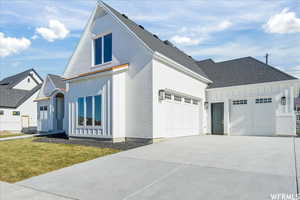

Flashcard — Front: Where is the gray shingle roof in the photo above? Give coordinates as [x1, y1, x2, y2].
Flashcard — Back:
[48, 74, 66, 89]
[197, 57, 297, 89]
[101, 2, 210, 82]
[0, 69, 35, 89]
[0, 69, 43, 108]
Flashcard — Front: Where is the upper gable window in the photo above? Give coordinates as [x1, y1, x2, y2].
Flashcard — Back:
[93, 33, 112, 66]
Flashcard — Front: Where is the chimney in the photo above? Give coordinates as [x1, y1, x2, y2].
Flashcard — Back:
[265, 53, 269, 65]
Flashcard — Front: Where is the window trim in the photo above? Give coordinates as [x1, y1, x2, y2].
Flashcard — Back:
[255, 98, 272, 104]
[232, 100, 247, 105]
[92, 32, 112, 68]
[77, 94, 103, 128]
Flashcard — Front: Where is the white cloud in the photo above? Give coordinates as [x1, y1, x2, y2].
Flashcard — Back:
[170, 20, 232, 46]
[0, 32, 31, 57]
[286, 65, 300, 78]
[35, 20, 69, 42]
[263, 8, 300, 34]
[171, 36, 202, 46]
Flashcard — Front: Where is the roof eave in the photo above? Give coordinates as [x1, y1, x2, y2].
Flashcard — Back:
[153, 52, 213, 84]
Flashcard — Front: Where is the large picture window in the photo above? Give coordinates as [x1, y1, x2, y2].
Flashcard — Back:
[93, 33, 112, 66]
[94, 95, 102, 126]
[77, 95, 102, 127]
[86, 96, 93, 126]
[78, 97, 84, 126]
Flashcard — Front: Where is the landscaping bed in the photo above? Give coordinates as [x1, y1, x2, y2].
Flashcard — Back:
[0, 138, 120, 183]
[33, 134, 150, 151]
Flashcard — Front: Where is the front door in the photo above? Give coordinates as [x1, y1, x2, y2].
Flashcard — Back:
[211, 103, 224, 135]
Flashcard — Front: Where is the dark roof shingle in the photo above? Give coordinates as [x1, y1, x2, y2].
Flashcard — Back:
[197, 57, 297, 89]
[102, 2, 211, 81]
[0, 69, 43, 108]
[48, 74, 66, 89]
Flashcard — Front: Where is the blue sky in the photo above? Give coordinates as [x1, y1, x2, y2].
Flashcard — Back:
[0, 0, 300, 79]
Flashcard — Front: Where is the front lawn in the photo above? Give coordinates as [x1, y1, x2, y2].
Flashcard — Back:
[0, 138, 120, 183]
[0, 131, 25, 138]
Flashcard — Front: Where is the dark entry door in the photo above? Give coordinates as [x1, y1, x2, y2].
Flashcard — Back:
[211, 103, 224, 135]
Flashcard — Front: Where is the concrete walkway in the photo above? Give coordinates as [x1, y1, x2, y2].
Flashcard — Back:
[0, 181, 72, 200]
[0, 134, 38, 141]
[4, 136, 300, 200]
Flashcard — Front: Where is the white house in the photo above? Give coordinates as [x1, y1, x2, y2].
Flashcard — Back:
[36, 1, 300, 141]
[0, 69, 43, 132]
[35, 74, 66, 133]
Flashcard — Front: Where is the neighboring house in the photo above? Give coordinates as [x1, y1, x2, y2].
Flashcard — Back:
[295, 98, 300, 132]
[0, 69, 43, 132]
[36, 1, 300, 141]
[35, 74, 66, 132]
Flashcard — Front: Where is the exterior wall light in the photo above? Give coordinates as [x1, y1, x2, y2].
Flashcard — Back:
[204, 101, 209, 109]
[281, 96, 286, 105]
[159, 90, 165, 101]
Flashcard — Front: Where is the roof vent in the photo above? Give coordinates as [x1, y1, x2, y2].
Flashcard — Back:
[122, 14, 128, 19]
[163, 40, 174, 47]
[153, 34, 159, 39]
[138, 25, 144, 29]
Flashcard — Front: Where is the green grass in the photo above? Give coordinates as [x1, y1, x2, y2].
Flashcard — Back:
[0, 131, 25, 138]
[0, 138, 120, 183]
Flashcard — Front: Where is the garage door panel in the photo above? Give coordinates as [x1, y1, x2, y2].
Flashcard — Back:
[160, 100, 200, 138]
[231, 104, 251, 136]
[230, 98, 275, 136]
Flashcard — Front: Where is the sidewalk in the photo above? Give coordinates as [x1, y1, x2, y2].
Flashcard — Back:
[0, 181, 73, 200]
[0, 134, 38, 141]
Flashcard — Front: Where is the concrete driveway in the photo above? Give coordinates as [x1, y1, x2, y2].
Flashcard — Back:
[8, 136, 300, 200]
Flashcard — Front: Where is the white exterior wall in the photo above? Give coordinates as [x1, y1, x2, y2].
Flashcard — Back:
[152, 58, 208, 138]
[67, 75, 112, 138]
[206, 80, 298, 136]
[13, 75, 38, 90]
[0, 90, 39, 132]
[63, 6, 153, 139]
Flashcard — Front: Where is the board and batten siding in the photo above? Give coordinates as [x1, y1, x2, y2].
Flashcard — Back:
[206, 80, 298, 136]
[66, 75, 112, 138]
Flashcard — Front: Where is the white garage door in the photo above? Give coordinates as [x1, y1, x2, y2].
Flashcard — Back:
[159, 94, 201, 138]
[230, 98, 275, 136]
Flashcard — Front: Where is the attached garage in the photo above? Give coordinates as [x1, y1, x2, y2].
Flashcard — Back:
[158, 90, 202, 138]
[230, 98, 275, 136]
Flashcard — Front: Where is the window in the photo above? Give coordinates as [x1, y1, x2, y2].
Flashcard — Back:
[297, 115, 300, 121]
[104, 33, 112, 63]
[43, 106, 47, 111]
[86, 96, 93, 126]
[12, 111, 20, 116]
[165, 93, 172, 100]
[233, 100, 247, 105]
[184, 98, 191, 103]
[27, 78, 30, 83]
[77, 95, 102, 127]
[256, 98, 272, 104]
[94, 37, 102, 65]
[297, 107, 300, 112]
[0, 110, 3, 115]
[174, 95, 182, 102]
[94, 95, 102, 126]
[94, 33, 112, 65]
[192, 100, 199, 105]
[78, 97, 84, 126]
